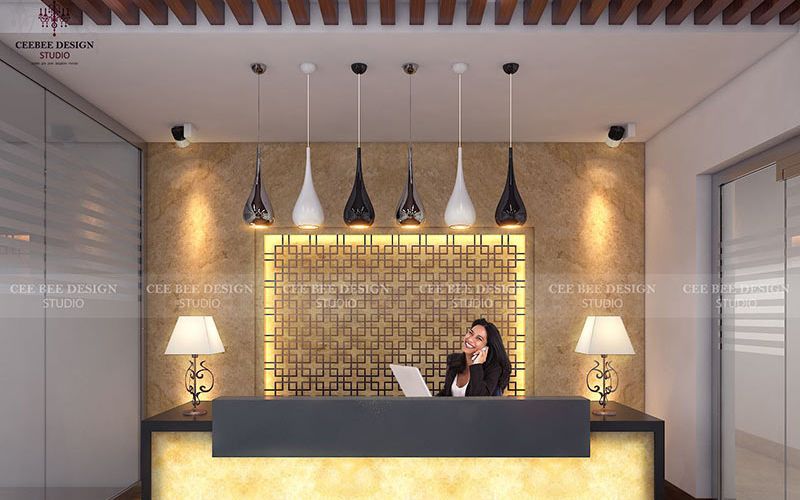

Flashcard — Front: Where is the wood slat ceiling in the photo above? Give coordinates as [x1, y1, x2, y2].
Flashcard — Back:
[39, 0, 800, 25]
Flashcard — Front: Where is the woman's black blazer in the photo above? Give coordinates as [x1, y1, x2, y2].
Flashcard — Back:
[436, 353, 502, 397]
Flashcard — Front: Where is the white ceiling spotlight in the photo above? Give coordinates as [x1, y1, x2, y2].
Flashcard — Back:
[292, 62, 324, 230]
[171, 123, 192, 148]
[605, 122, 636, 148]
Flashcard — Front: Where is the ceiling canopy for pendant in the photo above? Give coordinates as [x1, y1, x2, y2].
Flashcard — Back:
[243, 62, 275, 228]
[444, 62, 476, 230]
[343, 62, 375, 229]
[495, 62, 527, 228]
[396, 62, 425, 228]
[292, 62, 324, 230]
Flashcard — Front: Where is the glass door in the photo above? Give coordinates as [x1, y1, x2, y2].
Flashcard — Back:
[720, 163, 787, 499]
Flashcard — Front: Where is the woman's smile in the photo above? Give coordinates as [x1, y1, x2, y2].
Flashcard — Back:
[462, 325, 488, 354]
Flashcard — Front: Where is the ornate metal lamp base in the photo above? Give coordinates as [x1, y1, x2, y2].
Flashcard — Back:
[182, 354, 215, 418]
[586, 354, 619, 417]
[182, 407, 207, 417]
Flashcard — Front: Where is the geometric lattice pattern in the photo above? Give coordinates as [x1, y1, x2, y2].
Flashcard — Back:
[264, 233, 526, 397]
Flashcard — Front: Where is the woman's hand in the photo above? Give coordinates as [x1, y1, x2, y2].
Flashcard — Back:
[469, 348, 488, 365]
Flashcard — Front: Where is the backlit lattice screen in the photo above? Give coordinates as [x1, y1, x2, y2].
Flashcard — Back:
[264, 233, 526, 396]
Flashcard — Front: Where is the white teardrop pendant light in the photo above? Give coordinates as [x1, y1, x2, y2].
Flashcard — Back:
[444, 62, 476, 230]
[292, 62, 324, 230]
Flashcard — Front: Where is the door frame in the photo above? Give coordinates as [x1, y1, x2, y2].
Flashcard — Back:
[711, 133, 800, 499]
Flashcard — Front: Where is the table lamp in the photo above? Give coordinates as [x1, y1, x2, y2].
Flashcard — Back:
[575, 316, 634, 416]
[164, 316, 225, 416]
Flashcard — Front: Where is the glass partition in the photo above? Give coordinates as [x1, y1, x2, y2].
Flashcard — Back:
[0, 59, 141, 500]
[720, 164, 787, 499]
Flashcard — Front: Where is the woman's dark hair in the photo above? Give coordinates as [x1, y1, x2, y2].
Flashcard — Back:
[448, 318, 512, 392]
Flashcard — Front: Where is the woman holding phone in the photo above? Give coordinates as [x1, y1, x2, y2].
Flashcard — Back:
[436, 318, 512, 397]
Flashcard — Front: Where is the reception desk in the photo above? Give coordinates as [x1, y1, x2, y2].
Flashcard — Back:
[141, 397, 663, 499]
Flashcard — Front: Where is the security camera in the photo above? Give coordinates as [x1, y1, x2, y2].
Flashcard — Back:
[171, 123, 193, 148]
[605, 123, 636, 148]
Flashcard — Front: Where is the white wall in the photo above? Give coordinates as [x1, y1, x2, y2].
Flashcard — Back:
[645, 30, 800, 497]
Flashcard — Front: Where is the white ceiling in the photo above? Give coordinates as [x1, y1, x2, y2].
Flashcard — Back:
[1, 26, 797, 143]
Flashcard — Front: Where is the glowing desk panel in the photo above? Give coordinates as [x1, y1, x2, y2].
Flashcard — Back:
[141, 401, 664, 500]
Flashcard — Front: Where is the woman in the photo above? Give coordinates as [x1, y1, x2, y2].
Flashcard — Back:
[437, 318, 512, 397]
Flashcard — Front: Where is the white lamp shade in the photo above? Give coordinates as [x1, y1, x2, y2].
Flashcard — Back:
[575, 316, 634, 355]
[165, 316, 225, 355]
[444, 147, 476, 229]
[292, 147, 324, 229]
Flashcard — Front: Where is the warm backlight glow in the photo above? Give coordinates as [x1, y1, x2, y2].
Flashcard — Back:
[348, 224, 371, 229]
[296, 224, 319, 230]
[151, 432, 653, 499]
[263, 233, 527, 396]
[448, 224, 471, 230]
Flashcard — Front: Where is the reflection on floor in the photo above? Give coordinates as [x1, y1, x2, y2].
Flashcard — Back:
[730, 429, 800, 500]
[0, 487, 126, 500]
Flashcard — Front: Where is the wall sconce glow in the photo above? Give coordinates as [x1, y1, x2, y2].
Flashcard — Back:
[444, 63, 476, 230]
[292, 63, 324, 230]
[171, 123, 192, 148]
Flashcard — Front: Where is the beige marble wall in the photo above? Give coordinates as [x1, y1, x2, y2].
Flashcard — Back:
[145, 142, 644, 416]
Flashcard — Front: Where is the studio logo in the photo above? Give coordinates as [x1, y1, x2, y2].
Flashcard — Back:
[38, 2, 70, 37]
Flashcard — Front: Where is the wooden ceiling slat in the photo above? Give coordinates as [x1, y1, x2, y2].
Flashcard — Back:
[197, 0, 224, 23]
[287, 0, 311, 24]
[523, 0, 548, 22]
[164, 0, 196, 24]
[693, 0, 735, 23]
[410, 0, 425, 24]
[380, 0, 395, 23]
[552, 0, 580, 23]
[133, 0, 167, 23]
[722, 0, 762, 23]
[256, 0, 281, 24]
[637, 0, 672, 23]
[349, 0, 367, 24]
[608, 0, 641, 23]
[581, 0, 611, 23]
[102, 0, 139, 24]
[318, 0, 338, 23]
[466, 0, 487, 24]
[665, 0, 703, 22]
[781, 0, 800, 22]
[439, 0, 456, 23]
[495, 0, 517, 23]
[226, 0, 253, 23]
[72, 0, 112, 24]
[41, 0, 84, 24]
[751, 0, 793, 22]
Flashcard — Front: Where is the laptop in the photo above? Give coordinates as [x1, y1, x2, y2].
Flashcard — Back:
[390, 364, 433, 397]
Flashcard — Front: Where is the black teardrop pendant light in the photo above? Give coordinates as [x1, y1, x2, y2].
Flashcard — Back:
[396, 62, 425, 227]
[343, 62, 375, 229]
[495, 62, 527, 228]
[243, 63, 275, 227]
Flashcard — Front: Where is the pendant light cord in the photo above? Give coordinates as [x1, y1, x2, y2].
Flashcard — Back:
[509, 72, 512, 148]
[257, 72, 261, 150]
[408, 71, 412, 146]
[458, 73, 462, 148]
[357, 73, 361, 148]
[306, 73, 310, 148]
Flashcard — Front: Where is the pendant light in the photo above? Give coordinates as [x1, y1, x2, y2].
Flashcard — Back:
[343, 62, 375, 229]
[396, 62, 425, 227]
[444, 62, 476, 230]
[292, 62, 324, 230]
[243, 63, 275, 227]
[495, 62, 527, 228]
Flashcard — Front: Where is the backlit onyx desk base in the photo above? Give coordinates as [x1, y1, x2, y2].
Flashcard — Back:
[141, 399, 663, 500]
